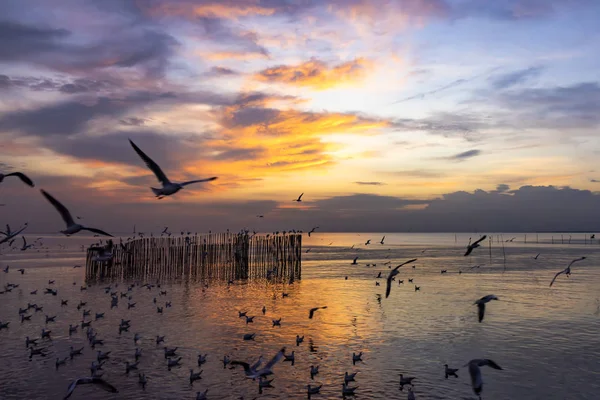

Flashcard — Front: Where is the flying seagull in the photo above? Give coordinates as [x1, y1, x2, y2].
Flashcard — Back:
[40, 190, 113, 237]
[386, 259, 417, 298]
[379, 236, 385, 245]
[466, 359, 503, 398]
[308, 226, 319, 237]
[309, 306, 327, 319]
[464, 235, 487, 256]
[474, 295, 498, 322]
[294, 193, 304, 202]
[129, 139, 217, 199]
[0, 223, 28, 245]
[230, 347, 286, 379]
[0, 172, 34, 187]
[63, 377, 118, 399]
[549, 257, 586, 287]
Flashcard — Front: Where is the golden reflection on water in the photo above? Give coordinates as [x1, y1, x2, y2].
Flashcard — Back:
[0, 233, 599, 399]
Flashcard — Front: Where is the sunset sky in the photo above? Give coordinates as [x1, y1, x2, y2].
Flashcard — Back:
[1, 0, 600, 232]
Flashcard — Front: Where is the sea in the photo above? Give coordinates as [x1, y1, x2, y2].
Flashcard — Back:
[0, 232, 599, 399]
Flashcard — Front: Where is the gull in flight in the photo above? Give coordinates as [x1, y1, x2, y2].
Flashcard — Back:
[386, 259, 417, 298]
[63, 377, 118, 399]
[308, 226, 319, 237]
[230, 347, 286, 379]
[379, 236, 385, 245]
[549, 257, 586, 287]
[0, 171, 34, 187]
[309, 306, 327, 319]
[474, 295, 498, 323]
[294, 193, 304, 202]
[464, 235, 487, 256]
[40, 190, 112, 237]
[466, 359, 503, 399]
[129, 139, 217, 199]
[0, 223, 28, 245]
[20, 236, 33, 251]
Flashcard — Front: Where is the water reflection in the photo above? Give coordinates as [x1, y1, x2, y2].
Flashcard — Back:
[0, 233, 599, 399]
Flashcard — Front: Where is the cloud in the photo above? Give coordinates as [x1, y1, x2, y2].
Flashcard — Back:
[254, 58, 372, 90]
[490, 66, 543, 89]
[0, 19, 178, 78]
[591, 179, 599, 183]
[494, 82, 600, 129]
[354, 181, 386, 186]
[447, 149, 482, 160]
[207, 66, 239, 76]
[119, 117, 147, 126]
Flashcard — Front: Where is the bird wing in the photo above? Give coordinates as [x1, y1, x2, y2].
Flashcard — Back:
[385, 276, 393, 298]
[230, 361, 251, 373]
[180, 177, 218, 187]
[63, 379, 80, 399]
[298, 193, 304, 200]
[129, 139, 170, 185]
[479, 359, 502, 370]
[251, 356, 263, 371]
[41, 190, 75, 227]
[477, 303, 485, 322]
[472, 235, 487, 245]
[398, 258, 417, 268]
[82, 227, 113, 237]
[6, 172, 34, 187]
[567, 257, 586, 268]
[263, 348, 285, 370]
[549, 269, 566, 287]
[22, 236, 27, 247]
[464, 247, 473, 256]
[309, 308, 316, 319]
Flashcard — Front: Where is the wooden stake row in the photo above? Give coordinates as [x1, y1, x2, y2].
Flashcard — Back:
[85, 233, 302, 283]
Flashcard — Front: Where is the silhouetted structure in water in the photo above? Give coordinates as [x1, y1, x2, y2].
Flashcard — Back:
[85, 232, 302, 282]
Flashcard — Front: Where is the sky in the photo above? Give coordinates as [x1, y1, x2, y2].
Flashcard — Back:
[1, 0, 600, 233]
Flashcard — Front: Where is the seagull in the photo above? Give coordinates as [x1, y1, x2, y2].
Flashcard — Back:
[444, 364, 459, 378]
[20, 236, 33, 251]
[344, 371, 358, 383]
[399, 374, 416, 386]
[550, 257, 586, 287]
[534, 253, 541, 260]
[464, 235, 487, 256]
[294, 193, 304, 202]
[129, 139, 217, 198]
[365, 239, 371, 245]
[351, 257, 358, 265]
[307, 384, 322, 396]
[474, 295, 498, 322]
[308, 226, 319, 237]
[379, 236, 385, 245]
[386, 259, 417, 298]
[0, 223, 28, 245]
[309, 306, 327, 319]
[0, 171, 34, 187]
[342, 383, 358, 396]
[310, 365, 319, 379]
[352, 352, 362, 365]
[138, 373, 147, 390]
[230, 347, 285, 379]
[63, 377, 118, 399]
[40, 190, 113, 237]
[466, 359, 503, 398]
[189, 369, 203, 384]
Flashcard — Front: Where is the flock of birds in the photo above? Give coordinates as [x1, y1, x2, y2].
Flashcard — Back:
[0, 138, 595, 399]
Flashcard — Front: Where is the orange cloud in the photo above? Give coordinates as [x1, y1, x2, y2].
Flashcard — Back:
[141, 1, 276, 19]
[253, 58, 373, 90]
[199, 50, 269, 61]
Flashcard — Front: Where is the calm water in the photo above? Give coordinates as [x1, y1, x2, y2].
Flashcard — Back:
[1, 232, 599, 399]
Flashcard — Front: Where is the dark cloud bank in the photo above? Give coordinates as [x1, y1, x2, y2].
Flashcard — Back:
[3, 183, 599, 234]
